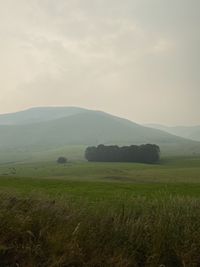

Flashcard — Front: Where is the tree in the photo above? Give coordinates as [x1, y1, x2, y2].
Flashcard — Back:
[57, 156, 67, 164]
[85, 144, 160, 164]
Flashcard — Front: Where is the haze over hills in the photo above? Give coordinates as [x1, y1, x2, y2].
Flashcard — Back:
[0, 107, 88, 125]
[145, 124, 200, 142]
[0, 107, 199, 162]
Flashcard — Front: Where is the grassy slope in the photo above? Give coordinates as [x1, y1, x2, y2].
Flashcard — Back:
[0, 111, 200, 158]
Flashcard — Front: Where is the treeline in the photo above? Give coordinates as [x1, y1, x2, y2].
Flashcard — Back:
[85, 144, 160, 164]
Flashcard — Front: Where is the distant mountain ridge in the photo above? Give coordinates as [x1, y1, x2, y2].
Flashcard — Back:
[145, 124, 200, 142]
[0, 107, 199, 158]
[0, 106, 88, 125]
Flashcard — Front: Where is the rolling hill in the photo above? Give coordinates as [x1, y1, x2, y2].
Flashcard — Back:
[0, 107, 200, 161]
[146, 124, 200, 142]
[0, 107, 199, 163]
[0, 106, 87, 125]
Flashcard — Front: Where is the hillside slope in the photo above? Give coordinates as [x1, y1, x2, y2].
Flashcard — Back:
[0, 106, 87, 125]
[146, 124, 200, 142]
[0, 109, 199, 158]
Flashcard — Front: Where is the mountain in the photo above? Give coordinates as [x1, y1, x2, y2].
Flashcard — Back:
[0, 106, 87, 125]
[146, 124, 200, 142]
[0, 107, 200, 163]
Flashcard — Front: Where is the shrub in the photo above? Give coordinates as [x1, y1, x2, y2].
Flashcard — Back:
[57, 156, 67, 164]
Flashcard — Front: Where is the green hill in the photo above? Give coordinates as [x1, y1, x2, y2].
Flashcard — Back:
[0, 108, 199, 163]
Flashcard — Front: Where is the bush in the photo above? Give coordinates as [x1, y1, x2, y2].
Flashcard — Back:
[57, 156, 67, 164]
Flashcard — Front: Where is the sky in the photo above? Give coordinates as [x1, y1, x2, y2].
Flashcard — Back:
[0, 0, 199, 126]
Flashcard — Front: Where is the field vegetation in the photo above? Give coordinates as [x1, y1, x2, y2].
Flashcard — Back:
[0, 156, 200, 266]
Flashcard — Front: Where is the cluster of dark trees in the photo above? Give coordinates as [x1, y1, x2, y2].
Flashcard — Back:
[85, 144, 160, 164]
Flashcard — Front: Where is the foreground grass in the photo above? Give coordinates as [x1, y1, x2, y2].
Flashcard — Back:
[0, 157, 200, 266]
[0, 194, 200, 267]
[1, 176, 200, 202]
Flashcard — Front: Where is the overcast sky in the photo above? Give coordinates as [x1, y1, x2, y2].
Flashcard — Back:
[0, 0, 199, 125]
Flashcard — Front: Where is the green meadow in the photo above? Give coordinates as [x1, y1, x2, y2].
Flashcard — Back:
[1, 156, 200, 266]
[0, 156, 200, 199]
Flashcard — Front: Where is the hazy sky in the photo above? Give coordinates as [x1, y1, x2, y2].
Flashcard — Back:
[0, 0, 199, 125]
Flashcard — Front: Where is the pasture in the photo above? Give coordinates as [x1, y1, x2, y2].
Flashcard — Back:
[0, 156, 200, 266]
[0, 156, 200, 200]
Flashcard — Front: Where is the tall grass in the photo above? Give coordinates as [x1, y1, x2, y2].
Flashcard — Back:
[0, 194, 200, 267]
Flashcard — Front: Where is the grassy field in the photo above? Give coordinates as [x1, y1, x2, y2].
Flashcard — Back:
[0, 156, 200, 266]
[0, 156, 200, 199]
[0, 145, 86, 164]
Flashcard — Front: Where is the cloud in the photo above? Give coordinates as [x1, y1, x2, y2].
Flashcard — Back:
[0, 0, 199, 125]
